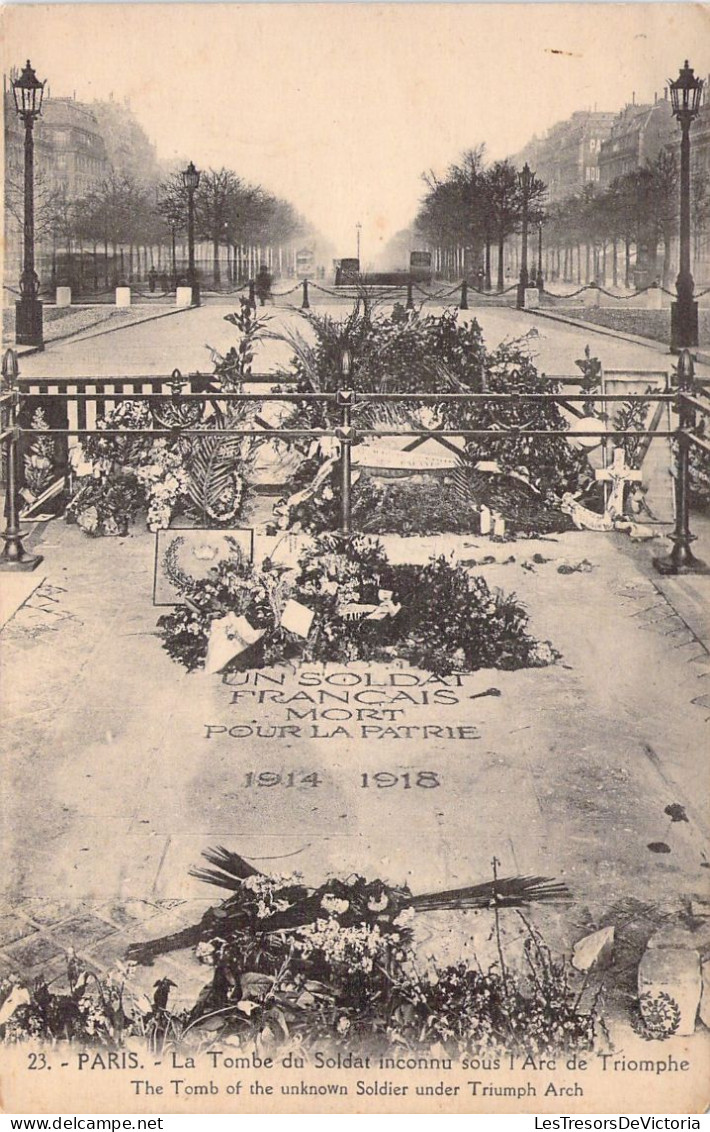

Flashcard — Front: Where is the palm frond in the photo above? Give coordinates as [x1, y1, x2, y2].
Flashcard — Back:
[185, 428, 245, 521]
[189, 845, 570, 912]
[353, 399, 422, 430]
[409, 876, 572, 912]
[262, 325, 322, 391]
[189, 845, 262, 891]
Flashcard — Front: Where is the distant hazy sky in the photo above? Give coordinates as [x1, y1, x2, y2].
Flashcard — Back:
[3, 4, 708, 261]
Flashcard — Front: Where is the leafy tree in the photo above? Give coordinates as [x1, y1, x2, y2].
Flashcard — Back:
[648, 150, 678, 288]
[418, 176, 467, 275]
[3, 165, 64, 244]
[444, 145, 488, 266]
[156, 172, 189, 282]
[195, 167, 244, 285]
[604, 175, 639, 287]
[414, 149, 547, 289]
[485, 160, 521, 291]
[691, 164, 710, 263]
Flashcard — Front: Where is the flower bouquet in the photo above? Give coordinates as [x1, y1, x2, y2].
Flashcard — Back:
[157, 532, 557, 676]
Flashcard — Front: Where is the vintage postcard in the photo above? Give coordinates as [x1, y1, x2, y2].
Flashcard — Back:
[1, 1, 709, 1116]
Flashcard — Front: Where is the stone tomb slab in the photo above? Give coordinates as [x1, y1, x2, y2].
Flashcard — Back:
[148, 661, 545, 902]
[2, 518, 706, 986]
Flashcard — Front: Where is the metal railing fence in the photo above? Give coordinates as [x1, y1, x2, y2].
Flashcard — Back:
[0, 348, 707, 577]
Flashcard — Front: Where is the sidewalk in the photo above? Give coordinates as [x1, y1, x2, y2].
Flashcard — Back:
[2, 302, 198, 360]
[0, 567, 45, 631]
[534, 305, 710, 372]
[12, 300, 707, 382]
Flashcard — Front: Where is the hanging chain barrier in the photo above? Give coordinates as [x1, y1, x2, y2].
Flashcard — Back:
[236, 275, 710, 311]
[0, 348, 706, 575]
[537, 281, 710, 302]
[18, 275, 710, 316]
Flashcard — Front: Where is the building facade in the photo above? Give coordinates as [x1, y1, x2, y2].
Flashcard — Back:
[4, 92, 109, 205]
[509, 83, 710, 287]
[510, 110, 617, 203]
[598, 96, 676, 186]
[4, 86, 160, 289]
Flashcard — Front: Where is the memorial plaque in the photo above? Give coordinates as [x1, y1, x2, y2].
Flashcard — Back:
[153, 529, 254, 605]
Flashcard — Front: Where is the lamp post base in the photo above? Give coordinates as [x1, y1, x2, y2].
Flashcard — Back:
[15, 297, 44, 349]
[0, 528, 43, 571]
[653, 543, 709, 576]
[670, 299, 698, 353]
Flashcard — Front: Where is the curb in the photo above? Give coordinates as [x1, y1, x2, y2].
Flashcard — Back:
[4, 304, 199, 359]
[42, 303, 198, 348]
[7, 344, 43, 359]
[532, 306, 677, 355]
[531, 307, 710, 372]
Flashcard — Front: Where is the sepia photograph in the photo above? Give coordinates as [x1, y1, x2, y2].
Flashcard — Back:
[1, 2, 709, 1115]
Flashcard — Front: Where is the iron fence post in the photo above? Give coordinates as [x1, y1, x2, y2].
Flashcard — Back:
[1, 352, 12, 508]
[460, 279, 469, 310]
[0, 348, 43, 571]
[653, 348, 708, 575]
[169, 368, 185, 405]
[301, 279, 310, 310]
[335, 389, 355, 535]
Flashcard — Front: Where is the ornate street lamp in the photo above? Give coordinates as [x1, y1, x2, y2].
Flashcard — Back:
[669, 60, 703, 352]
[517, 163, 535, 309]
[12, 60, 46, 349]
[182, 161, 201, 306]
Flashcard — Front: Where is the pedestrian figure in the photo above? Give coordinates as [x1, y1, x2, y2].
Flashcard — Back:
[255, 264, 273, 306]
[148, 267, 158, 293]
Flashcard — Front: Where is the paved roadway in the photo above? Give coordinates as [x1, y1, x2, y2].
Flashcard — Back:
[13, 299, 710, 381]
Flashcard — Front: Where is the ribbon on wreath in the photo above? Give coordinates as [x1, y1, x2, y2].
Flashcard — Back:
[338, 589, 401, 623]
[205, 613, 265, 674]
[279, 599, 315, 639]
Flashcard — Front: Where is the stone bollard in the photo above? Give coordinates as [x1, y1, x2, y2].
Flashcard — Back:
[175, 286, 192, 308]
[115, 286, 131, 308]
[523, 287, 540, 309]
[55, 286, 71, 308]
[647, 283, 664, 310]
